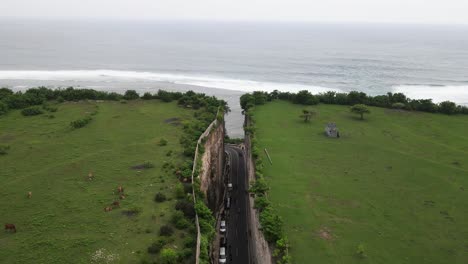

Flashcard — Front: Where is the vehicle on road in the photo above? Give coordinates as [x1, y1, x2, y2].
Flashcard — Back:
[219, 247, 227, 263]
[220, 236, 227, 247]
[228, 183, 233, 191]
[220, 220, 226, 233]
[226, 197, 231, 209]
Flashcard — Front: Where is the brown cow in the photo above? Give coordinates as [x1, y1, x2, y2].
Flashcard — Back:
[104, 207, 112, 212]
[88, 172, 94, 180]
[112, 201, 120, 208]
[5, 224, 16, 233]
[117, 186, 124, 193]
[27, 192, 32, 199]
[119, 195, 126, 200]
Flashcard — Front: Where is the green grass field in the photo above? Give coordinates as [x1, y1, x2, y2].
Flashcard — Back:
[253, 101, 468, 264]
[0, 100, 195, 263]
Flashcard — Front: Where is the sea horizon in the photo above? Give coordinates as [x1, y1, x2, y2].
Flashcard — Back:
[1, 19, 468, 136]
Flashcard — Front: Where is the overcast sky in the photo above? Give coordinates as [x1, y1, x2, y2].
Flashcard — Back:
[2, 0, 468, 24]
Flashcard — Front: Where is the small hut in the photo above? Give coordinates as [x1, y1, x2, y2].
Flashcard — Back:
[325, 123, 339, 138]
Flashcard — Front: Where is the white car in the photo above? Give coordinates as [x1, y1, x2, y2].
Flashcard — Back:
[220, 220, 226, 233]
[219, 247, 227, 263]
[228, 183, 233, 191]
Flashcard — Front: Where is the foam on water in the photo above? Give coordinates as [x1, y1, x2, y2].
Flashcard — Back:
[393, 85, 468, 105]
[0, 70, 342, 94]
[2, 70, 468, 106]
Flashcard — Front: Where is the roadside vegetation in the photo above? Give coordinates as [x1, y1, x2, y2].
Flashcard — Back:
[0, 87, 226, 264]
[241, 90, 468, 264]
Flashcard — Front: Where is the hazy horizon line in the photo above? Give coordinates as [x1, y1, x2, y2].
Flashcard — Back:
[1, 16, 468, 27]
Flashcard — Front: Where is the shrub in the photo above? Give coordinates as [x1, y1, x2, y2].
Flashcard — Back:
[160, 248, 178, 264]
[123, 90, 139, 100]
[254, 196, 270, 211]
[142, 161, 155, 169]
[159, 225, 174, 236]
[0, 101, 9, 115]
[42, 103, 58, 112]
[159, 138, 168, 146]
[439, 101, 458, 115]
[154, 192, 167, 202]
[56, 96, 64, 103]
[175, 200, 195, 219]
[172, 211, 190, 229]
[174, 183, 186, 199]
[166, 150, 173, 156]
[21, 107, 43, 116]
[147, 239, 166, 254]
[142, 92, 152, 100]
[70, 116, 92, 129]
[356, 243, 367, 258]
[0, 145, 10, 155]
[259, 207, 283, 243]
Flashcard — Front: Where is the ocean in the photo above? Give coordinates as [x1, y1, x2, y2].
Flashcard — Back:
[1, 19, 468, 137]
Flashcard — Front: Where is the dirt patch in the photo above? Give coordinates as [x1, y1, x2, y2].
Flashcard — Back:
[318, 227, 333, 240]
[0, 134, 15, 143]
[164, 117, 181, 126]
[122, 209, 140, 217]
[131, 162, 154, 170]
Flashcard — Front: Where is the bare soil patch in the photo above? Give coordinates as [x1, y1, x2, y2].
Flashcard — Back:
[318, 227, 333, 240]
[164, 117, 181, 126]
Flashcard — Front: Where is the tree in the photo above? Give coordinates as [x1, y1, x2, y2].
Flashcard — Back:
[438, 101, 457, 115]
[123, 90, 139, 100]
[300, 109, 315, 122]
[350, 104, 370, 120]
[160, 248, 178, 264]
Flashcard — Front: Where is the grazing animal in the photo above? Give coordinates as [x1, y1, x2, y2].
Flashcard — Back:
[112, 201, 120, 208]
[117, 186, 124, 193]
[119, 195, 126, 200]
[104, 207, 112, 212]
[88, 172, 94, 180]
[5, 224, 16, 233]
[27, 192, 32, 199]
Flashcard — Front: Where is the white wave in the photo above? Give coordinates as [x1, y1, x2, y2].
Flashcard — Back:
[393, 85, 468, 105]
[0, 69, 341, 94]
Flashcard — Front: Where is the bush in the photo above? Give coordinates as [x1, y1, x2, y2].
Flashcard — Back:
[123, 90, 139, 100]
[166, 150, 173, 156]
[439, 101, 458, 115]
[70, 116, 92, 129]
[160, 248, 178, 264]
[142, 92, 153, 100]
[159, 138, 168, 146]
[159, 225, 174, 236]
[0, 101, 9, 115]
[147, 239, 166, 254]
[259, 206, 283, 243]
[0, 145, 10, 155]
[175, 200, 195, 219]
[155, 192, 167, 202]
[172, 211, 190, 229]
[21, 107, 43, 116]
[142, 161, 155, 168]
[42, 103, 58, 112]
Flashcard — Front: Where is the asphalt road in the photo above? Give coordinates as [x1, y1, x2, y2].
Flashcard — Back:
[225, 145, 249, 264]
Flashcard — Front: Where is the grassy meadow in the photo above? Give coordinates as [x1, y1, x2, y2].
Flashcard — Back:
[253, 101, 468, 264]
[0, 100, 195, 263]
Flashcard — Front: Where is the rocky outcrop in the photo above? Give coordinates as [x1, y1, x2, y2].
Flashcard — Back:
[199, 122, 226, 213]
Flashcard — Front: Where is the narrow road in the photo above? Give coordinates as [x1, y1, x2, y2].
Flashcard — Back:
[225, 145, 250, 264]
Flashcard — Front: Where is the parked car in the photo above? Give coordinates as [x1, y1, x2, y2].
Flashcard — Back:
[227, 183, 233, 191]
[225, 197, 231, 209]
[220, 236, 227, 247]
[219, 247, 227, 263]
[220, 220, 226, 233]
